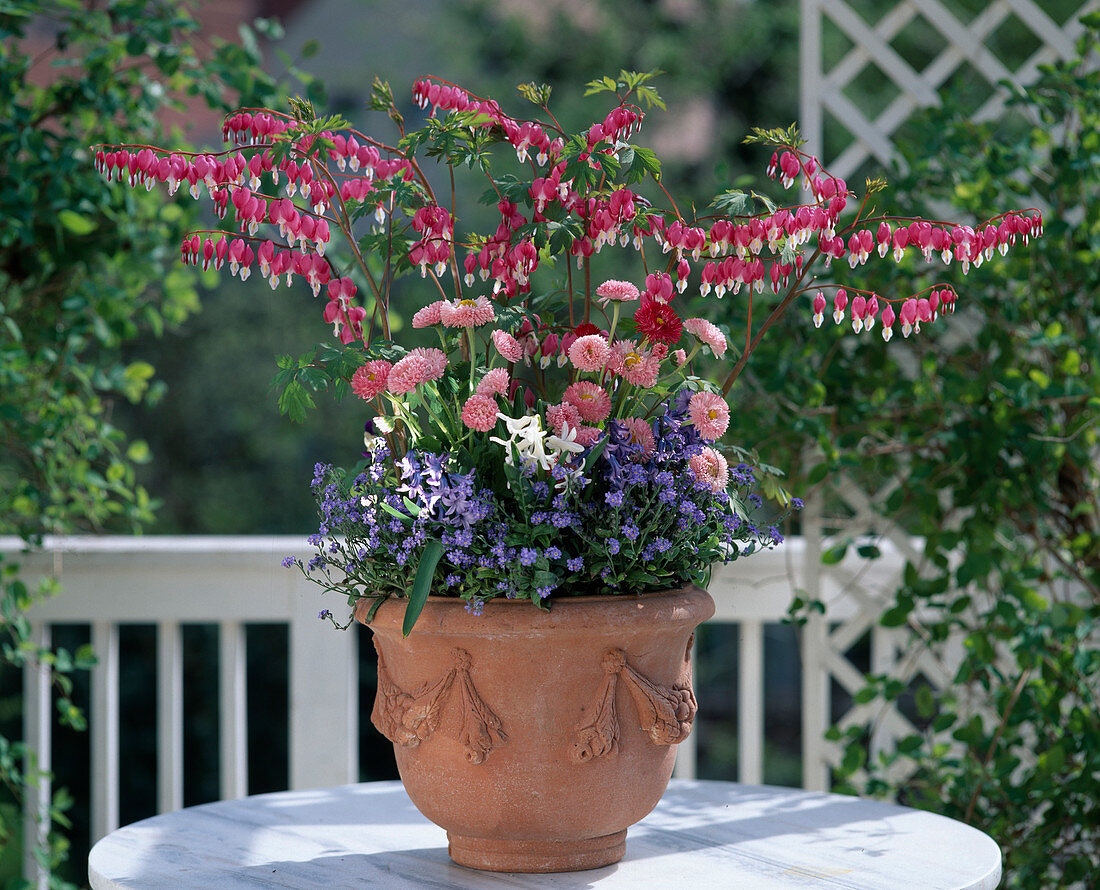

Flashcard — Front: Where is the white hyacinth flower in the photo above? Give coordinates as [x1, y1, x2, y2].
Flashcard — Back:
[490, 414, 553, 472]
[546, 422, 585, 459]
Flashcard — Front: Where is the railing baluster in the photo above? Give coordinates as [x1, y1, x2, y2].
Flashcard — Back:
[219, 621, 248, 800]
[801, 613, 830, 791]
[22, 622, 52, 890]
[91, 621, 120, 841]
[289, 600, 358, 789]
[157, 621, 184, 813]
[800, 489, 830, 792]
[738, 620, 764, 785]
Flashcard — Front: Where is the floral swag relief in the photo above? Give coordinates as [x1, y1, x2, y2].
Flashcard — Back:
[371, 642, 507, 764]
[573, 638, 697, 762]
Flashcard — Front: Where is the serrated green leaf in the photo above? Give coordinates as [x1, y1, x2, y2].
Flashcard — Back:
[277, 379, 315, 424]
[711, 190, 751, 215]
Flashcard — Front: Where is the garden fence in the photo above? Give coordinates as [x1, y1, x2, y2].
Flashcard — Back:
[13, 514, 928, 887]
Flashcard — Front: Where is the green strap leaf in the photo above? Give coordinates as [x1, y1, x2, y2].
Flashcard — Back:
[364, 593, 388, 623]
[403, 540, 444, 637]
[380, 500, 413, 525]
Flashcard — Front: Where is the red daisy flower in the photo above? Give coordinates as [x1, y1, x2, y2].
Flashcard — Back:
[573, 321, 602, 338]
[632, 298, 683, 345]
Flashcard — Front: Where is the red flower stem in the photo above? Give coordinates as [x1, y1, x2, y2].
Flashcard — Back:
[583, 256, 591, 324]
[808, 282, 956, 305]
[449, 164, 462, 301]
[381, 202, 396, 328]
[315, 162, 386, 336]
[720, 247, 822, 396]
[415, 74, 567, 137]
[745, 289, 753, 362]
[567, 263, 575, 328]
[855, 210, 1041, 229]
[656, 180, 682, 221]
[541, 105, 566, 139]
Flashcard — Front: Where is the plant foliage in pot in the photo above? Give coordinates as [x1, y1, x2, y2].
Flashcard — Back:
[100, 72, 1040, 872]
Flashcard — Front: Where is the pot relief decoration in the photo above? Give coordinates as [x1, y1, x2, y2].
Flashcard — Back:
[572, 638, 698, 763]
[371, 642, 507, 764]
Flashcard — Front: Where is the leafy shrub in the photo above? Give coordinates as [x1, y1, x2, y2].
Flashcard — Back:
[789, 15, 1100, 888]
[0, 2, 305, 883]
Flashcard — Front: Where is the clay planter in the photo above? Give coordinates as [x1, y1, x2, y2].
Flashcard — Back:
[355, 584, 714, 873]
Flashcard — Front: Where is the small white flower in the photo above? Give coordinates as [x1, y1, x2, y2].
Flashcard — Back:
[490, 413, 554, 471]
[546, 422, 584, 457]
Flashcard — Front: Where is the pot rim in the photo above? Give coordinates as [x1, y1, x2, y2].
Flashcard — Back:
[356, 582, 715, 635]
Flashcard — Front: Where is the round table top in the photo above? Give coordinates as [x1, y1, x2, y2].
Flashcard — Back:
[89, 779, 1001, 889]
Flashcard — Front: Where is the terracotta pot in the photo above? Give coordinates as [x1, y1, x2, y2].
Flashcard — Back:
[356, 584, 714, 873]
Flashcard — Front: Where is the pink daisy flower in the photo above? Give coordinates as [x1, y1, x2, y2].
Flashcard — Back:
[350, 360, 392, 400]
[476, 368, 510, 397]
[546, 401, 582, 434]
[408, 347, 447, 381]
[568, 333, 611, 373]
[461, 394, 499, 432]
[412, 300, 446, 328]
[620, 417, 656, 460]
[594, 279, 640, 306]
[564, 381, 612, 423]
[683, 317, 727, 357]
[688, 447, 730, 493]
[387, 355, 434, 394]
[606, 338, 636, 374]
[687, 390, 730, 441]
[673, 348, 688, 367]
[491, 328, 523, 363]
[573, 424, 603, 447]
[439, 296, 495, 328]
[609, 340, 660, 388]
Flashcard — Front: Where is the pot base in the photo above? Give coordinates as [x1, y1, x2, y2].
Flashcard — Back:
[447, 829, 627, 873]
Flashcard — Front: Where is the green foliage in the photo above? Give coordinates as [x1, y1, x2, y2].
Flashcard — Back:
[273, 343, 367, 425]
[742, 123, 805, 151]
[0, 0, 294, 883]
[403, 540, 445, 637]
[781, 19, 1100, 887]
[583, 70, 666, 111]
[516, 81, 552, 108]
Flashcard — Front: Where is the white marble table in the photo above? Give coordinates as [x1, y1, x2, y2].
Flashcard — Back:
[88, 779, 1001, 889]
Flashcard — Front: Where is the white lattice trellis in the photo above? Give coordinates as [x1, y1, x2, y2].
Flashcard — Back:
[800, 0, 1099, 180]
[795, 0, 1097, 794]
[801, 473, 968, 791]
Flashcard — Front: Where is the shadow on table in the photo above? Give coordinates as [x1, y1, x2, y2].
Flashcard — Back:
[240, 794, 909, 887]
[96, 782, 924, 887]
[223, 782, 432, 828]
[637, 781, 912, 862]
[241, 850, 620, 889]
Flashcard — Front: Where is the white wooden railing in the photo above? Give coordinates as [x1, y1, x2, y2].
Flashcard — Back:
[8, 532, 917, 886]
